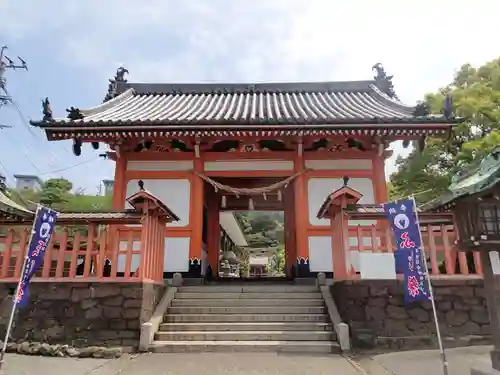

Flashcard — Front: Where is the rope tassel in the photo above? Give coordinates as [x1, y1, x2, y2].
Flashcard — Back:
[221, 195, 227, 208]
[277, 190, 282, 201]
[248, 197, 255, 210]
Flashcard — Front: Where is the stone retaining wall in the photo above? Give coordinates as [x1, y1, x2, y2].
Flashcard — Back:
[0, 282, 165, 350]
[330, 279, 490, 350]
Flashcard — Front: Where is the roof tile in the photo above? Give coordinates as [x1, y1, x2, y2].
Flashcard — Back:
[35, 81, 438, 127]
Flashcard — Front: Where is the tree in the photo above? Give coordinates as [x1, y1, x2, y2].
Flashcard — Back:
[234, 211, 284, 248]
[10, 178, 112, 212]
[39, 178, 73, 207]
[390, 57, 500, 204]
[268, 244, 285, 275]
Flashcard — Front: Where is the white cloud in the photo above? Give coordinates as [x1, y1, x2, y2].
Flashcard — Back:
[1, 0, 499, 183]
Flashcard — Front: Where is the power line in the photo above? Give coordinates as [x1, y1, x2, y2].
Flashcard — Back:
[38, 157, 99, 176]
[5, 87, 96, 174]
[0, 45, 98, 181]
[4, 87, 41, 140]
[0, 130, 42, 173]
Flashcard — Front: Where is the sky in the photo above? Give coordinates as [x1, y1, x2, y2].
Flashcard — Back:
[0, 0, 499, 193]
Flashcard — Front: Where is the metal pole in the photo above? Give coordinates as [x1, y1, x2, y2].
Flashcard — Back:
[0, 205, 40, 370]
[411, 196, 449, 375]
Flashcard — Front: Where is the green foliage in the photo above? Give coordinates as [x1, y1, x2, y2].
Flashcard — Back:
[10, 178, 112, 212]
[268, 244, 285, 275]
[39, 178, 73, 207]
[235, 211, 284, 249]
[390, 57, 500, 205]
[234, 211, 285, 275]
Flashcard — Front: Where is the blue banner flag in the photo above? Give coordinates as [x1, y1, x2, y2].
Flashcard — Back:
[14, 206, 58, 307]
[382, 199, 430, 303]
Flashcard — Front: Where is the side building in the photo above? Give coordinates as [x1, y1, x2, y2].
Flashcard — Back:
[13, 174, 43, 192]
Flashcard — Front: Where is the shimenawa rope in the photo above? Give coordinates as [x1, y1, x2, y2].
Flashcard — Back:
[194, 169, 310, 196]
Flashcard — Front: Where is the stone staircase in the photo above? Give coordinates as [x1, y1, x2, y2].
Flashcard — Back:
[150, 284, 340, 353]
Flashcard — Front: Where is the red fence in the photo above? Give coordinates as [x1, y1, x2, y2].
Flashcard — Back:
[342, 210, 481, 278]
[0, 225, 161, 283]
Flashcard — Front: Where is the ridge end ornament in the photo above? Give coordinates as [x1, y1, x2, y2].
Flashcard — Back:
[42, 97, 53, 122]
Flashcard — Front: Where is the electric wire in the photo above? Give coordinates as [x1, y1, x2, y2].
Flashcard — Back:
[1, 130, 42, 173]
[2, 87, 97, 178]
[38, 157, 99, 176]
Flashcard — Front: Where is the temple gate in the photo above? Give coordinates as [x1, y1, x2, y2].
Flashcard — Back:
[28, 64, 460, 281]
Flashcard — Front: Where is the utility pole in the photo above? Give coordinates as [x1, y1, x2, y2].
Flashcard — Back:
[0, 45, 28, 108]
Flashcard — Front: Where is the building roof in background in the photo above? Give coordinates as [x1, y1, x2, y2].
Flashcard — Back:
[0, 190, 33, 219]
[424, 147, 500, 211]
[249, 256, 269, 266]
[13, 174, 43, 184]
[219, 212, 248, 247]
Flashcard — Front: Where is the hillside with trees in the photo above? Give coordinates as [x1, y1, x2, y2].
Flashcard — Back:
[8, 178, 112, 212]
[234, 211, 284, 248]
[390, 57, 500, 205]
[234, 211, 285, 275]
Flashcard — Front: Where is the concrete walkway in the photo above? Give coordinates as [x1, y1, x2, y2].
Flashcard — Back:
[0, 352, 362, 375]
[0, 346, 494, 375]
[357, 345, 493, 375]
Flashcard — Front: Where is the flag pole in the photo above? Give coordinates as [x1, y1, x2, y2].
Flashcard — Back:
[0, 205, 40, 370]
[411, 196, 449, 375]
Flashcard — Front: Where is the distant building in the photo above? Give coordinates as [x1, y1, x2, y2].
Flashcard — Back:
[13, 174, 43, 192]
[102, 180, 114, 196]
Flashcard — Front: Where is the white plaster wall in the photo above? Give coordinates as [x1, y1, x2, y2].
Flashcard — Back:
[125, 179, 190, 227]
[308, 236, 333, 272]
[164, 237, 190, 272]
[307, 177, 375, 226]
[204, 160, 294, 171]
[127, 160, 194, 171]
[305, 159, 372, 170]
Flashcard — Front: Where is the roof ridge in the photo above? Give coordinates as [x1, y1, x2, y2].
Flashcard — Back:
[123, 80, 378, 95]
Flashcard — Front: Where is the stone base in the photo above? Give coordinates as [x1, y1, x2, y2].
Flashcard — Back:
[0, 282, 165, 349]
[331, 279, 491, 350]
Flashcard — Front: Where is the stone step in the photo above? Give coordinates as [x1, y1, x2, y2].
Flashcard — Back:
[167, 306, 326, 314]
[165, 314, 329, 323]
[171, 299, 325, 307]
[149, 340, 340, 353]
[155, 330, 336, 341]
[174, 292, 322, 299]
[177, 285, 319, 293]
[159, 322, 333, 332]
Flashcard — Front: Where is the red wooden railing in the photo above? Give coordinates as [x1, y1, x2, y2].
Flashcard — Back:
[0, 224, 163, 283]
[341, 210, 481, 279]
[0, 210, 481, 282]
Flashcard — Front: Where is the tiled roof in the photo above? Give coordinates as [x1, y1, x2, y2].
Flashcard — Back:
[429, 146, 500, 212]
[0, 191, 33, 219]
[31, 80, 456, 128]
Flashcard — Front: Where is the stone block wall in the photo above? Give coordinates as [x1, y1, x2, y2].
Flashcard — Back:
[0, 282, 165, 350]
[330, 279, 490, 350]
